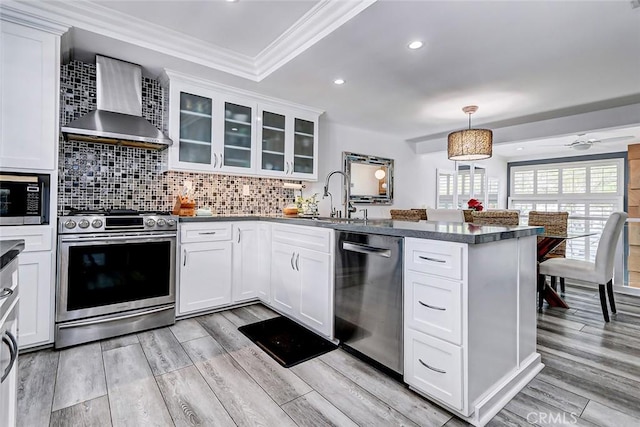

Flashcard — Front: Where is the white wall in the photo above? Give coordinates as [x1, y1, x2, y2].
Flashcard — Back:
[418, 151, 509, 209]
[305, 120, 428, 218]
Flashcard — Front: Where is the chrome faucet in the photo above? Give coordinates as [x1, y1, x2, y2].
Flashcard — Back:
[323, 170, 356, 218]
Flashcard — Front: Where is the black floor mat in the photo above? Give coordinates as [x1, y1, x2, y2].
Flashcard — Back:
[238, 316, 337, 368]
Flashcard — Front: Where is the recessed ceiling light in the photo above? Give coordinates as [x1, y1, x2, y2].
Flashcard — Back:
[226, 0, 238, 3]
[408, 41, 423, 50]
[516, 147, 524, 151]
[333, 79, 345, 85]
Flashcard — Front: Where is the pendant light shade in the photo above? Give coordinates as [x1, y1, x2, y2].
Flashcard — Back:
[447, 106, 492, 161]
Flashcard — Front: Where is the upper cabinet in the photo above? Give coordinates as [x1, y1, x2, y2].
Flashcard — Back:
[163, 72, 321, 181]
[0, 20, 62, 171]
[257, 105, 318, 180]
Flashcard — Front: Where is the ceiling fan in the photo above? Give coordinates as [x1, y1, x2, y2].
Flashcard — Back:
[564, 134, 634, 150]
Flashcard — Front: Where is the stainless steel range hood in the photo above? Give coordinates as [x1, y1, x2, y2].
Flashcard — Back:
[61, 56, 172, 150]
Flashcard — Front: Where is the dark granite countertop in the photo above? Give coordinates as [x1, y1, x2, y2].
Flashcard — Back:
[0, 239, 25, 270]
[179, 215, 543, 244]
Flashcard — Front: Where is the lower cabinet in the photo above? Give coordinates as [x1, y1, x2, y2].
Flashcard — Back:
[232, 222, 260, 302]
[271, 225, 333, 338]
[1, 226, 55, 349]
[177, 221, 333, 338]
[16, 251, 53, 348]
[179, 241, 233, 314]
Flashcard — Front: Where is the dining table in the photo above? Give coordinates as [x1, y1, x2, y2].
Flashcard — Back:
[537, 231, 595, 311]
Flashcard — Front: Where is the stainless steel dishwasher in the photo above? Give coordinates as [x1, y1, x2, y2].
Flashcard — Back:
[335, 231, 403, 376]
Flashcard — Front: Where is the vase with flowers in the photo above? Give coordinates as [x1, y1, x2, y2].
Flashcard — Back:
[296, 193, 319, 216]
[467, 198, 484, 211]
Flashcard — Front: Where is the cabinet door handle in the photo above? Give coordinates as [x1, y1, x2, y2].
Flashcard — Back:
[295, 253, 300, 271]
[213, 153, 218, 168]
[198, 231, 217, 235]
[418, 301, 446, 311]
[237, 229, 241, 243]
[418, 358, 446, 374]
[290, 252, 295, 270]
[219, 152, 224, 167]
[285, 162, 289, 174]
[418, 255, 446, 263]
[0, 288, 13, 299]
[1, 331, 18, 382]
[183, 249, 187, 266]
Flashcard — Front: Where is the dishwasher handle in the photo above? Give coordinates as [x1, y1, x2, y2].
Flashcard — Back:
[342, 241, 391, 258]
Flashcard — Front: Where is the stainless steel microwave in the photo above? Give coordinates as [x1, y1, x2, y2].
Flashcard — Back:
[0, 173, 49, 225]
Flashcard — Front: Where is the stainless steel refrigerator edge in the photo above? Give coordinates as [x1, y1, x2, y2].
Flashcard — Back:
[335, 231, 403, 375]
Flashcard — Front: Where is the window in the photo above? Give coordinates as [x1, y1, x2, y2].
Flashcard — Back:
[509, 158, 624, 262]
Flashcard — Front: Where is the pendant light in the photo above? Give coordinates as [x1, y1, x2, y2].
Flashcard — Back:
[447, 105, 492, 161]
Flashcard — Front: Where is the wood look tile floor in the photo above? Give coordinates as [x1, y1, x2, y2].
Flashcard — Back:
[17, 285, 640, 427]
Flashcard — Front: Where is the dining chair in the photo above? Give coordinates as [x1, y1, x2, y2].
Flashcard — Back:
[426, 208, 465, 222]
[539, 211, 628, 322]
[410, 208, 428, 220]
[471, 210, 520, 226]
[462, 209, 474, 223]
[528, 211, 569, 294]
[390, 209, 421, 221]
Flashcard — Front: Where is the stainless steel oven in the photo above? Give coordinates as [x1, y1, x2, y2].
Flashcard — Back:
[55, 211, 177, 348]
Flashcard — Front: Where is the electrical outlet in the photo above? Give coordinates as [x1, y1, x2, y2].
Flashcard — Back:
[242, 184, 250, 196]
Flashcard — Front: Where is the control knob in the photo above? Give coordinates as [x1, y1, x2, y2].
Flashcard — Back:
[145, 218, 156, 227]
[92, 219, 103, 228]
[64, 219, 77, 229]
[157, 218, 167, 227]
[78, 219, 90, 229]
[167, 219, 176, 227]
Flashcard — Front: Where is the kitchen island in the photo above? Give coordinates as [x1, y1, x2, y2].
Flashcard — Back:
[177, 215, 543, 426]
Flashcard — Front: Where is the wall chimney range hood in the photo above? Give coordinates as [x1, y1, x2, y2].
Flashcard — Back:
[61, 55, 172, 150]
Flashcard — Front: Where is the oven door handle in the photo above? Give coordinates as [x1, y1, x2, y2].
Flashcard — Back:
[57, 305, 173, 329]
[61, 233, 176, 243]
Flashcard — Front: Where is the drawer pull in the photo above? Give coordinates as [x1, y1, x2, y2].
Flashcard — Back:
[418, 300, 446, 311]
[0, 288, 13, 299]
[198, 231, 217, 235]
[418, 358, 446, 374]
[419, 256, 446, 263]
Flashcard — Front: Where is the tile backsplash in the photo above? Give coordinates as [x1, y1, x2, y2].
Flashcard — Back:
[58, 60, 298, 214]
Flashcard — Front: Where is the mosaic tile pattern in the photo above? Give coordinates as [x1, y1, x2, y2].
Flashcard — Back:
[58, 60, 299, 214]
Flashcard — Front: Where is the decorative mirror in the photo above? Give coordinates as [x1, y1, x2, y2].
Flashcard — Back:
[343, 151, 394, 204]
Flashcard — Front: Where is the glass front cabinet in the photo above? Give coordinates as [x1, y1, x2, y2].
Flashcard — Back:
[165, 75, 319, 181]
[257, 105, 318, 180]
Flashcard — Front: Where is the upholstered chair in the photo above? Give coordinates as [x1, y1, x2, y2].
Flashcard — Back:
[425, 208, 465, 223]
[471, 210, 520, 226]
[539, 211, 628, 322]
[528, 211, 569, 294]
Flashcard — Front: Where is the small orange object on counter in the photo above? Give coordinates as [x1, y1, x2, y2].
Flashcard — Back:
[173, 195, 196, 216]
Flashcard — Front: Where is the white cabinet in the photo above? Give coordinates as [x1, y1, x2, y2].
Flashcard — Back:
[257, 105, 318, 180]
[167, 81, 257, 174]
[271, 224, 333, 338]
[163, 72, 321, 180]
[257, 223, 272, 303]
[403, 236, 542, 426]
[178, 222, 234, 315]
[179, 241, 232, 314]
[232, 222, 260, 303]
[1, 226, 54, 349]
[16, 251, 53, 348]
[0, 20, 60, 171]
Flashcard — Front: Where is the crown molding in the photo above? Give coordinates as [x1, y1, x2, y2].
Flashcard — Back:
[3, 0, 375, 82]
[162, 69, 324, 116]
[254, 0, 377, 80]
[0, 2, 69, 35]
